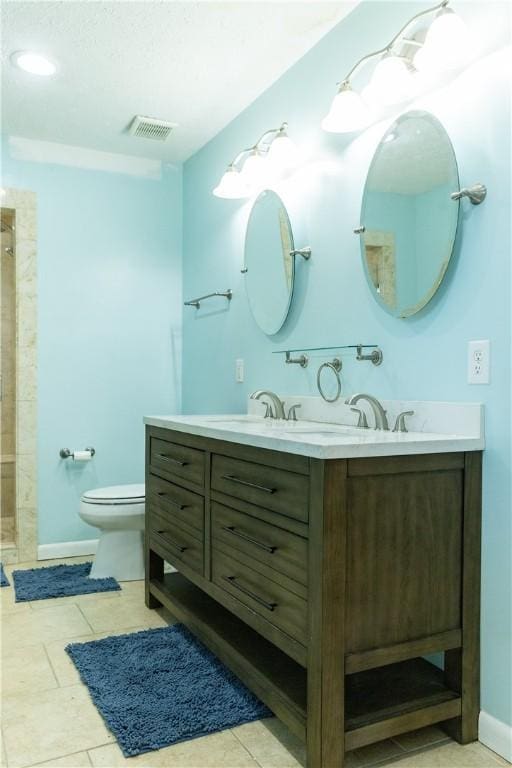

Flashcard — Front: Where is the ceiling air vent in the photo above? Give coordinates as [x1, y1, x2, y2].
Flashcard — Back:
[129, 115, 177, 141]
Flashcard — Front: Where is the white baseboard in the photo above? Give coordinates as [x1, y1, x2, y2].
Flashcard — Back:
[479, 710, 512, 763]
[37, 539, 99, 560]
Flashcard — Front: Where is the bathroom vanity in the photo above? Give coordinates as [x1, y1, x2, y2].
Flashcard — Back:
[144, 405, 483, 767]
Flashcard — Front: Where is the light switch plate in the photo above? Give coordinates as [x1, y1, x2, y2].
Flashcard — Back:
[468, 340, 490, 384]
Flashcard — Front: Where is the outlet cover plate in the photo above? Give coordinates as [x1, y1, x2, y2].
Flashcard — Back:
[468, 340, 490, 384]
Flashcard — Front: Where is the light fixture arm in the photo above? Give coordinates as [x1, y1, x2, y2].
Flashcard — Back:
[339, 0, 449, 86]
[227, 123, 288, 170]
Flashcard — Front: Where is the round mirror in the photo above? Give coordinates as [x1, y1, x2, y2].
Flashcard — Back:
[244, 190, 295, 335]
[360, 110, 459, 318]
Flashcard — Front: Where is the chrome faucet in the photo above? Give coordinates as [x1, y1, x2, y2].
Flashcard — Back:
[345, 393, 389, 431]
[250, 390, 286, 420]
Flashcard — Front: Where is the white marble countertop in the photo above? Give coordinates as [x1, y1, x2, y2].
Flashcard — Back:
[144, 402, 484, 460]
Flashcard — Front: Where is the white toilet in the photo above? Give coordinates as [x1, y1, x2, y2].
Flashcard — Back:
[79, 484, 145, 581]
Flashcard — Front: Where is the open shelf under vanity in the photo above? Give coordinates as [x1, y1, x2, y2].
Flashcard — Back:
[150, 572, 462, 752]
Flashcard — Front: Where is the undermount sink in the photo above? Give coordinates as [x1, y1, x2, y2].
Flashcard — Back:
[200, 416, 364, 438]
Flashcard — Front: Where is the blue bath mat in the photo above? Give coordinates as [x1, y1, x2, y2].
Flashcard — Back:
[0, 563, 9, 587]
[66, 624, 270, 756]
[13, 561, 120, 602]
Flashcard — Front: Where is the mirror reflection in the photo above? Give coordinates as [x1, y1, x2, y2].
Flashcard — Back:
[360, 110, 459, 318]
[244, 190, 295, 335]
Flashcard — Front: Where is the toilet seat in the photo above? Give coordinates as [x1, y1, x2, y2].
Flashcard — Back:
[81, 484, 145, 506]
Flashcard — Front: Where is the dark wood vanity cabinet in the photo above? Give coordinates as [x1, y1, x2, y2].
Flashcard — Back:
[145, 424, 482, 767]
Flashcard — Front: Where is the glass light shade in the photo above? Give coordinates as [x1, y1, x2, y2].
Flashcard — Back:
[12, 51, 56, 76]
[241, 151, 269, 188]
[213, 167, 250, 199]
[267, 133, 299, 174]
[414, 9, 470, 72]
[321, 85, 372, 133]
[362, 56, 416, 106]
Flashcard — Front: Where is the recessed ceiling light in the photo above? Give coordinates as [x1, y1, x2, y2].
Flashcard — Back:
[11, 51, 57, 76]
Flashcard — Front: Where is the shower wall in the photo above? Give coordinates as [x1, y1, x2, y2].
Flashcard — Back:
[1, 209, 16, 545]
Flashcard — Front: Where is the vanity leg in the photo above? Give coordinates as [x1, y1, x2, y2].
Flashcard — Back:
[307, 459, 347, 767]
[145, 547, 163, 609]
[443, 452, 482, 743]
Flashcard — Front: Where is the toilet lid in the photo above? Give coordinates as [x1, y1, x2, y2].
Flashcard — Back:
[81, 484, 145, 505]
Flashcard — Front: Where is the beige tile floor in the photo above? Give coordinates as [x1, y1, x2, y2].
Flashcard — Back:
[0, 556, 508, 768]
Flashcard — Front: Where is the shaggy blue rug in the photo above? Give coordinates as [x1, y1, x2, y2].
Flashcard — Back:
[13, 562, 120, 602]
[0, 563, 9, 587]
[66, 624, 270, 756]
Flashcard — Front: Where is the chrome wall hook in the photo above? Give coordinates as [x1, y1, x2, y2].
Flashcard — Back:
[451, 184, 487, 205]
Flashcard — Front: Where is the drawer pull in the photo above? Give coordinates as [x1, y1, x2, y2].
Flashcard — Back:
[156, 491, 187, 510]
[156, 532, 187, 553]
[223, 575, 277, 612]
[222, 525, 276, 554]
[221, 474, 276, 494]
[156, 453, 188, 467]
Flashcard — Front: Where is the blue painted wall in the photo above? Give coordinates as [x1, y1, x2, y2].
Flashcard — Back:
[182, 2, 511, 728]
[2, 146, 182, 545]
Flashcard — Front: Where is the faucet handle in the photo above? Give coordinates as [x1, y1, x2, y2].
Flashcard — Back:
[286, 404, 301, 421]
[351, 407, 369, 429]
[392, 410, 414, 433]
[263, 402, 274, 419]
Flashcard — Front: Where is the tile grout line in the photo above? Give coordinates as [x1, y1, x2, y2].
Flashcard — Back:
[229, 727, 262, 764]
[41, 641, 62, 689]
[76, 603, 96, 634]
[26, 748, 93, 768]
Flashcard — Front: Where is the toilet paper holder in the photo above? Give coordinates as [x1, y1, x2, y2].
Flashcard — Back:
[59, 447, 96, 459]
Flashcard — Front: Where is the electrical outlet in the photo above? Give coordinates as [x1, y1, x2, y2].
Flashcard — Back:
[235, 358, 244, 383]
[468, 340, 490, 384]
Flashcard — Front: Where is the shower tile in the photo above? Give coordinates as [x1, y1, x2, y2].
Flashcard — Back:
[14, 208, 36, 242]
[17, 299, 37, 348]
[15, 240, 37, 295]
[16, 401, 36, 455]
[16, 457, 36, 507]
[17, 363, 36, 402]
[1, 643, 58, 696]
[16, 507, 38, 562]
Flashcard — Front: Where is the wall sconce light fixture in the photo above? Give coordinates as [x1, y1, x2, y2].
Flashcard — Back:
[322, 0, 470, 134]
[213, 122, 298, 199]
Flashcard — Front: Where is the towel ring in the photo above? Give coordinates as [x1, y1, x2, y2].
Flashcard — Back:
[317, 359, 342, 403]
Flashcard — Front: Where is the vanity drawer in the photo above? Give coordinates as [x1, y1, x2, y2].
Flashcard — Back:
[148, 473, 204, 535]
[212, 502, 307, 586]
[150, 437, 205, 487]
[212, 548, 307, 643]
[150, 510, 203, 575]
[211, 454, 309, 523]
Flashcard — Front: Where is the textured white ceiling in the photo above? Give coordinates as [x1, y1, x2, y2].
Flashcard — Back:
[1, 1, 357, 164]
